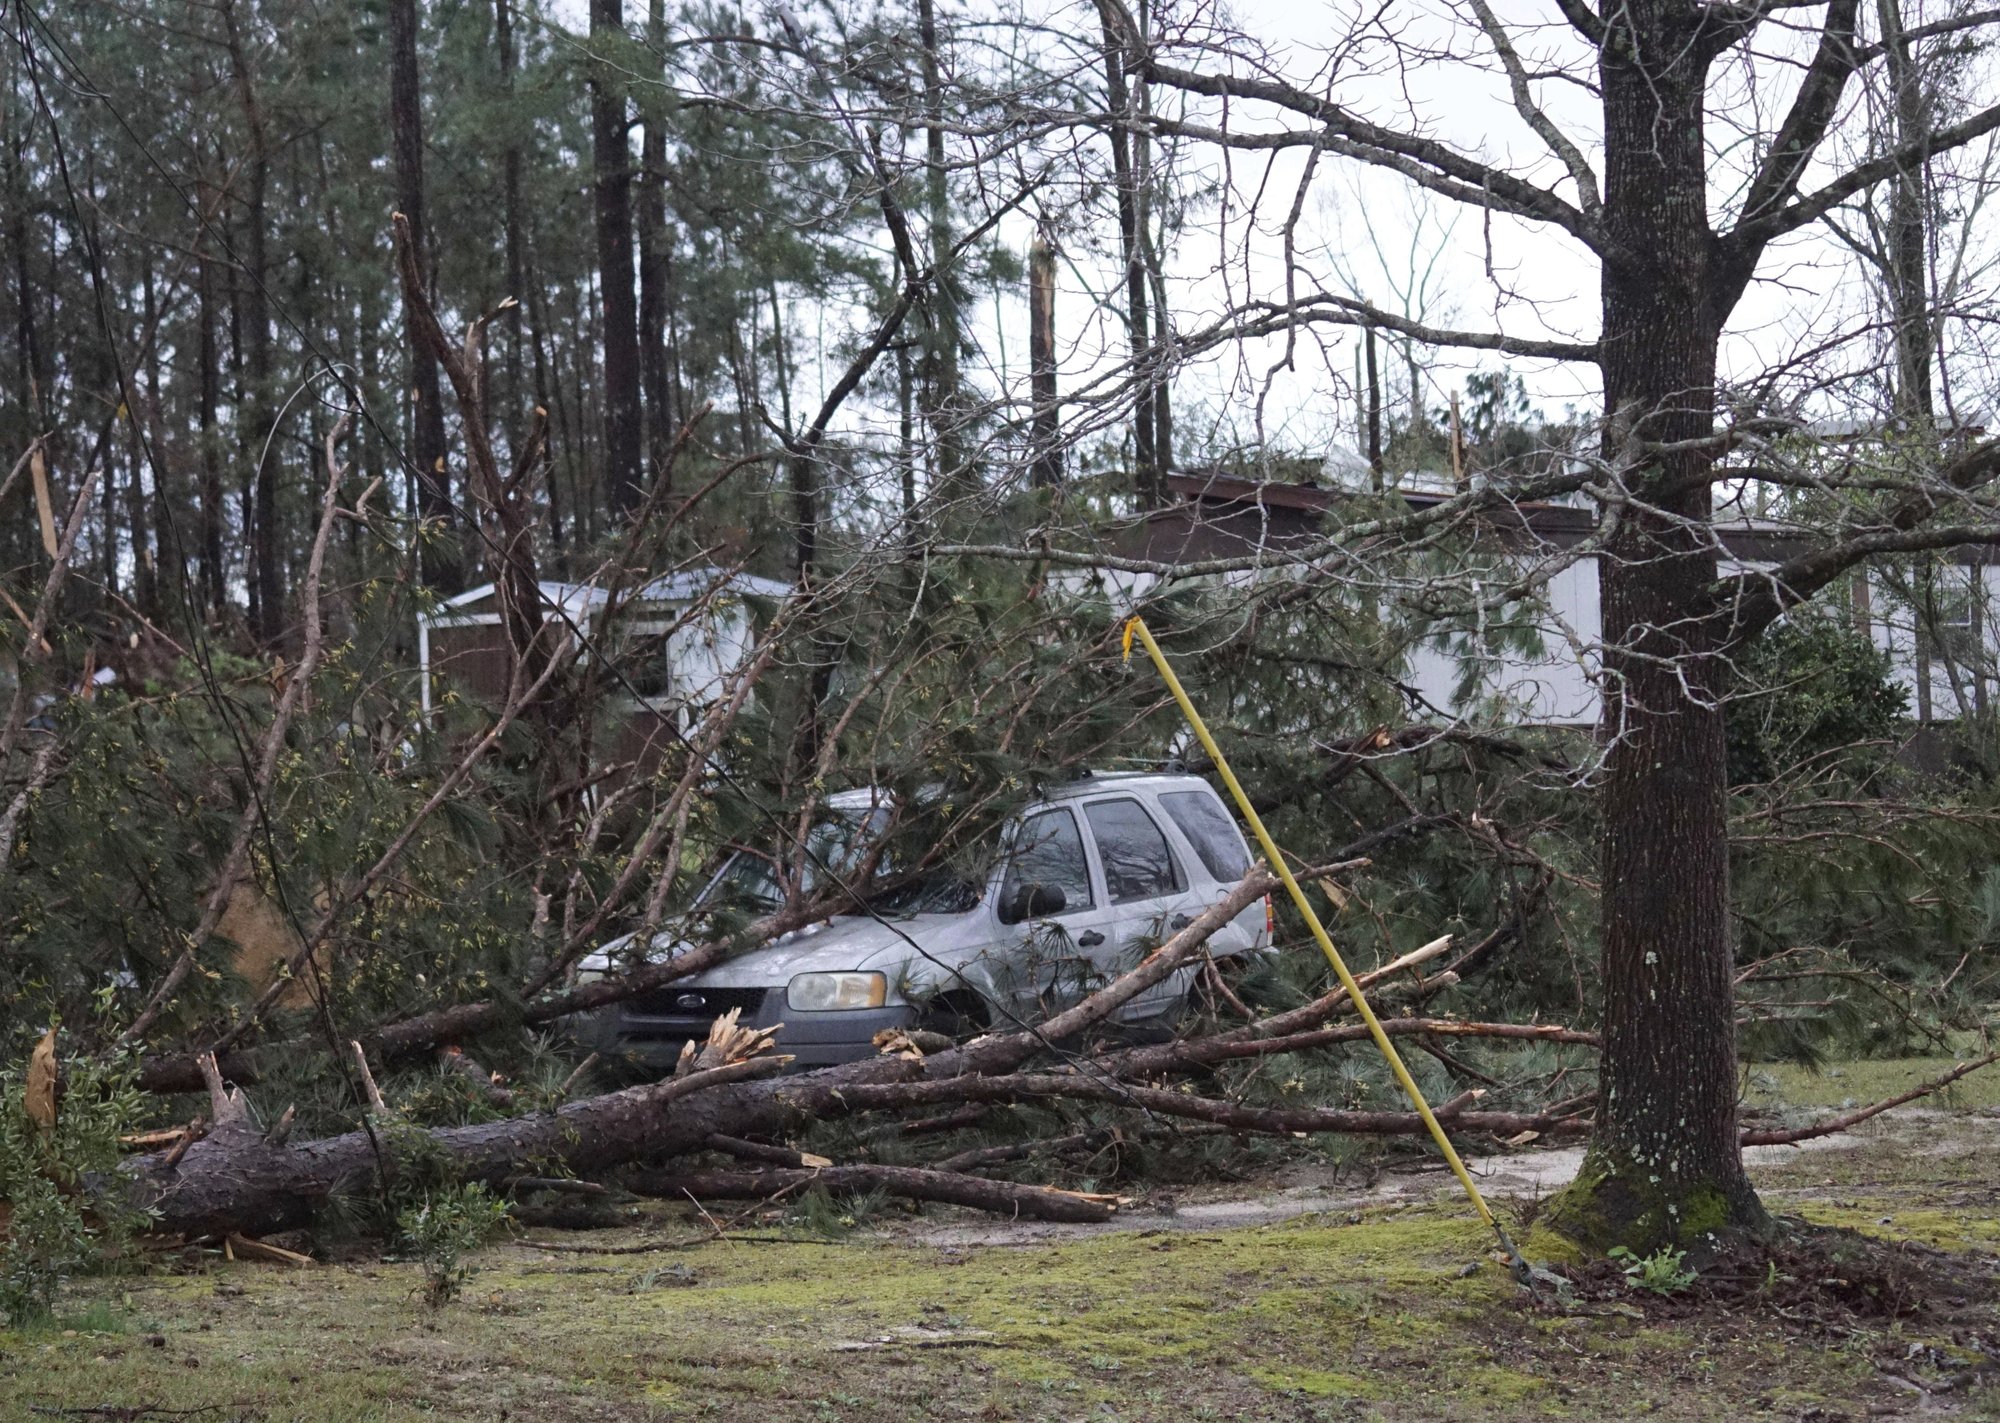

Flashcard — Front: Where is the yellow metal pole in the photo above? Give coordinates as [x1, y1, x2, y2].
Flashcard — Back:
[1123, 616, 1527, 1273]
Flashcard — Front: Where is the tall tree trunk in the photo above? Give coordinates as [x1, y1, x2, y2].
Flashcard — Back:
[525, 257, 569, 564]
[636, 0, 675, 493]
[899, 342, 917, 519]
[1148, 269, 1172, 480]
[221, 0, 281, 642]
[1097, 12, 1156, 505]
[1877, 0, 1934, 429]
[1028, 235, 1060, 487]
[916, 0, 967, 497]
[389, 0, 459, 591]
[496, 0, 527, 421]
[196, 243, 225, 614]
[1546, 0, 1767, 1252]
[1364, 325, 1382, 491]
[127, 258, 159, 617]
[7, 123, 45, 451]
[143, 259, 179, 615]
[591, 0, 645, 519]
[1133, 0, 1172, 485]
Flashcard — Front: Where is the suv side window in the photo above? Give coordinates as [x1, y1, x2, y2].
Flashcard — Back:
[1084, 798, 1186, 904]
[1000, 808, 1094, 913]
[1159, 790, 1252, 882]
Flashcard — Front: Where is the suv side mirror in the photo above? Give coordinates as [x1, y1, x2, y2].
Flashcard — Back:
[999, 882, 1066, 925]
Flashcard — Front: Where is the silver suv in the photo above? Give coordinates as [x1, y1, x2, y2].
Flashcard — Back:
[573, 772, 1271, 1068]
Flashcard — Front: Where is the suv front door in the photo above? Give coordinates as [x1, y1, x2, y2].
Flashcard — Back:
[987, 805, 1124, 1022]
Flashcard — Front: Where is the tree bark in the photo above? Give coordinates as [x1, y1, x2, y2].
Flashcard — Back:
[1364, 324, 1382, 491]
[591, 0, 646, 518]
[7, 121, 46, 464]
[389, 0, 458, 592]
[196, 241, 225, 613]
[1134, 0, 1172, 485]
[1544, 0, 1768, 1252]
[126, 1056, 788, 1240]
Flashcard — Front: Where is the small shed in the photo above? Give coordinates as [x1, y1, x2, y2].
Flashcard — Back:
[418, 568, 793, 730]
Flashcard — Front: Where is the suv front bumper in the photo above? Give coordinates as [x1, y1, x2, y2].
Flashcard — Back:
[571, 988, 916, 1070]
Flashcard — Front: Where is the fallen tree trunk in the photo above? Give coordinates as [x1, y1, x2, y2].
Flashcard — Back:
[126, 1052, 790, 1238]
[629, 1164, 1118, 1223]
[812, 1076, 1584, 1139]
[1154, 1016, 1598, 1067]
[122, 869, 1549, 1239]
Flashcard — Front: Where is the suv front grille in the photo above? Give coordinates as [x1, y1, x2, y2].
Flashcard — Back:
[624, 984, 767, 1018]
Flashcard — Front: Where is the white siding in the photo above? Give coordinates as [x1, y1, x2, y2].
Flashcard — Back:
[1403, 558, 1601, 726]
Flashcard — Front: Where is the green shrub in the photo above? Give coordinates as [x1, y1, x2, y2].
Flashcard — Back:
[1726, 618, 1907, 787]
[0, 1037, 152, 1327]
[394, 1182, 510, 1306]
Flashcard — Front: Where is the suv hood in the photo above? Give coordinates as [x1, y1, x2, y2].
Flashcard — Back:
[582, 911, 984, 997]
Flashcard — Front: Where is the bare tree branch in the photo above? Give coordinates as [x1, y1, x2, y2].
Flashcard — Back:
[1142, 58, 1609, 255]
[1734, 98, 2000, 251]
[1467, 0, 1603, 223]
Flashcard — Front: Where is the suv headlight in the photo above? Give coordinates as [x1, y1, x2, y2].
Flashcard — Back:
[787, 971, 888, 1012]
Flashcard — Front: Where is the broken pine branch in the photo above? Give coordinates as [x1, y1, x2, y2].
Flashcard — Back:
[1739, 1050, 2000, 1147]
[629, 1163, 1119, 1224]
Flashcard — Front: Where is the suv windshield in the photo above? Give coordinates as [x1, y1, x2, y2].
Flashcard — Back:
[697, 806, 891, 913]
[866, 868, 981, 916]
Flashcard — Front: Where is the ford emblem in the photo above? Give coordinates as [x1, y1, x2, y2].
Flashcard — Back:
[675, 993, 706, 1010]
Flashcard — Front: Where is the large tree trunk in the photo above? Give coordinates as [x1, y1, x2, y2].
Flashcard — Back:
[7, 123, 46, 468]
[389, 0, 459, 592]
[1545, 1, 1767, 1252]
[591, 0, 645, 518]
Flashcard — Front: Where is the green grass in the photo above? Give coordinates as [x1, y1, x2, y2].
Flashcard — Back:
[1744, 1053, 2000, 1112]
[4, 1177, 1992, 1422]
[3, 1059, 1997, 1420]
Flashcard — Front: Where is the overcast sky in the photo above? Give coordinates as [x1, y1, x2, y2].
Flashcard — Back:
[555, 0, 1999, 483]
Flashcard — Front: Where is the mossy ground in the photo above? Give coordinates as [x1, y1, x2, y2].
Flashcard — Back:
[5, 1060, 2000, 1421]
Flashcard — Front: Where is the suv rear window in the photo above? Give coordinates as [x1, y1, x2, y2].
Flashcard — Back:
[1084, 799, 1186, 904]
[1160, 790, 1252, 882]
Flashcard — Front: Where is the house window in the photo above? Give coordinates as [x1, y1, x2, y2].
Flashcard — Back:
[1917, 565, 1984, 706]
[1933, 565, 1975, 630]
[618, 629, 675, 701]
